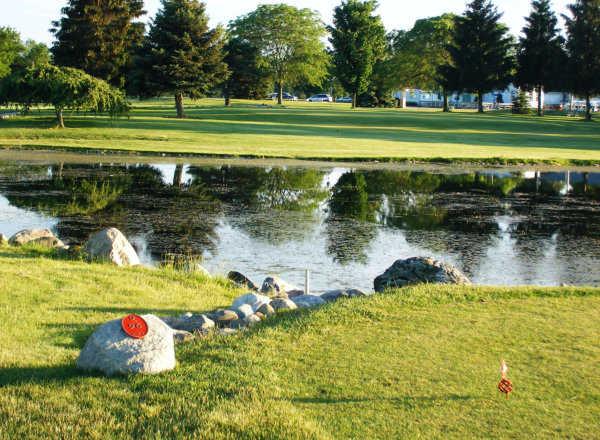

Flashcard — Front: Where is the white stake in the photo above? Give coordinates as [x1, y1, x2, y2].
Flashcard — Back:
[305, 269, 310, 296]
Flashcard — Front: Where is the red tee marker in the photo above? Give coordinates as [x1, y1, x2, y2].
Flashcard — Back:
[121, 314, 149, 339]
[498, 360, 513, 399]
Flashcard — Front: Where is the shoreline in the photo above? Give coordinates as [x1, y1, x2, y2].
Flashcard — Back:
[2, 146, 600, 170]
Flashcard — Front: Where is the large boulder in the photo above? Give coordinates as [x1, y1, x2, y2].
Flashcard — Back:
[261, 276, 298, 296]
[291, 295, 326, 309]
[85, 228, 140, 267]
[228, 271, 259, 291]
[232, 293, 271, 312]
[77, 314, 175, 376]
[374, 257, 471, 292]
[9, 229, 66, 248]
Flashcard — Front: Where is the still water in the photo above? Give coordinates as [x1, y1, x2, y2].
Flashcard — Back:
[1, 158, 599, 291]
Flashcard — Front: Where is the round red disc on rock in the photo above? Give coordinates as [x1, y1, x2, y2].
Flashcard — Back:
[121, 314, 148, 339]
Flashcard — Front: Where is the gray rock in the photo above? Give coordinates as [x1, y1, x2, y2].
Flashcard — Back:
[77, 314, 175, 376]
[261, 276, 298, 295]
[162, 313, 214, 333]
[234, 304, 254, 320]
[269, 298, 298, 312]
[291, 295, 326, 309]
[256, 303, 276, 317]
[9, 229, 66, 248]
[228, 271, 259, 291]
[232, 293, 271, 312]
[173, 329, 195, 344]
[211, 309, 238, 325]
[217, 328, 238, 336]
[286, 290, 305, 298]
[321, 289, 368, 303]
[85, 228, 140, 267]
[244, 314, 262, 327]
[374, 257, 471, 292]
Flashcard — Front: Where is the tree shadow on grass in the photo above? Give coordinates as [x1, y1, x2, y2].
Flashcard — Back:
[0, 364, 116, 387]
[289, 394, 476, 408]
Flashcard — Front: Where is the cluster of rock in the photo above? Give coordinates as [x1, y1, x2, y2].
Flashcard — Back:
[77, 274, 370, 376]
[5, 227, 473, 377]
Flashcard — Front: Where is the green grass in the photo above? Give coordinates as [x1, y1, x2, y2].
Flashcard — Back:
[1, 98, 600, 164]
[1, 246, 599, 438]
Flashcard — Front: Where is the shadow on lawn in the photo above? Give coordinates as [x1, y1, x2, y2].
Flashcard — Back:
[289, 394, 476, 408]
[0, 364, 118, 387]
[4, 107, 599, 152]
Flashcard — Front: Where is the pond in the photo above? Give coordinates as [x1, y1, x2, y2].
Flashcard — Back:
[1, 155, 599, 291]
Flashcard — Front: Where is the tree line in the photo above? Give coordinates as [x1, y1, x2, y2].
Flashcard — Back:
[1, 0, 600, 125]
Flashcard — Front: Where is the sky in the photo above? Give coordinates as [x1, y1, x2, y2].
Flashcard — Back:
[2, 0, 572, 46]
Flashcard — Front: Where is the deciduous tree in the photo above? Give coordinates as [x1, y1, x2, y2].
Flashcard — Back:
[230, 4, 328, 105]
[223, 36, 271, 105]
[0, 27, 23, 79]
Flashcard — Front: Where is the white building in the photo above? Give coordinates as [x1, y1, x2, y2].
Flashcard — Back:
[394, 86, 600, 111]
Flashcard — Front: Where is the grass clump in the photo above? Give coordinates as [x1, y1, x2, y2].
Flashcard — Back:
[0, 247, 598, 438]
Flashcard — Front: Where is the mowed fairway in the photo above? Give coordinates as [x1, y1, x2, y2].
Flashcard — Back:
[0, 247, 599, 438]
[1, 99, 600, 163]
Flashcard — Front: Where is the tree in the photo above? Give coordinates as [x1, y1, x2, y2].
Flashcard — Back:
[517, 0, 567, 116]
[512, 89, 532, 114]
[0, 41, 50, 113]
[564, 0, 600, 121]
[230, 4, 328, 105]
[0, 27, 23, 79]
[51, 0, 145, 88]
[144, 0, 227, 118]
[390, 14, 456, 111]
[440, 0, 515, 113]
[14, 64, 129, 128]
[329, 0, 386, 108]
[223, 36, 271, 105]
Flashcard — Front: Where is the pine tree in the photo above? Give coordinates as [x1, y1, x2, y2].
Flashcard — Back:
[329, 0, 386, 108]
[441, 0, 515, 113]
[512, 90, 532, 114]
[564, 0, 600, 121]
[145, 0, 227, 118]
[517, 0, 567, 116]
[51, 0, 145, 88]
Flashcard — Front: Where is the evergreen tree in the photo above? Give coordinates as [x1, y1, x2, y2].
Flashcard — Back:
[517, 0, 567, 116]
[223, 36, 271, 105]
[51, 0, 145, 88]
[229, 4, 328, 106]
[329, 0, 386, 108]
[440, 0, 515, 113]
[145, 0, 227, 118]
[564, 0, 600, 121]
[512, 89, 532, 114]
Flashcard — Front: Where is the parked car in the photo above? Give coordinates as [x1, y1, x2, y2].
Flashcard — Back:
[336, 96, 352, 103]
[267, 92, 298, 101]
[306, 94, 333, 103]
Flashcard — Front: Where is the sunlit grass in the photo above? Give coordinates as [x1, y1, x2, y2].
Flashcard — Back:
[0, 246, 598, 438]
[1, 98, 599, 164]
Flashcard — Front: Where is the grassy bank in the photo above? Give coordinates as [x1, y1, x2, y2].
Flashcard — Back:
[1, 99, 600, 164]
[1, 246, 599, 438]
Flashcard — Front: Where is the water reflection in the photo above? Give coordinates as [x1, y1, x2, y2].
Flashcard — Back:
[0, 160, 599, 290]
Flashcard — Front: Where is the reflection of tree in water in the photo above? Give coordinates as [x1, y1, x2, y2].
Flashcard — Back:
[188, 166, 328, 244]
[2, 163, 222, 259]
[326, 172, 379, 265]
